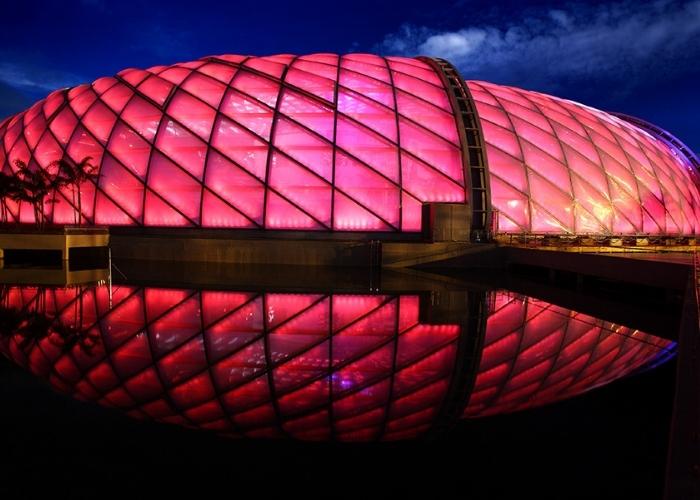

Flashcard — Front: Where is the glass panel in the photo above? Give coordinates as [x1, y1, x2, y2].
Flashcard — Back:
[137, 75, 174, 107]
[278, 89, 334, 141]
[204, 151, 264, 224]
[334, 151, 399, 227]
[121, 96, 162, 141]
[396, 91, 459, 145]
[181, 73, 227, 108]
[201, 190, 254, 228]
[101, 82, 134, 114]
[210, 116, 268, 180]
[231, 71, 281, 108]
[147, 152, 202, 222]
[108, 122, 151, 179]
[219, 89, 274, 140]
[335, 116, 398, 182]
[99, 154, 145, 220]
[399, 118, 462, 183]
[337, 89, 396, 142]
[155, 118, 207, 180]
[82, 101, 117, 144]
[400, 152, 465, 203]
[285, 67, 335, 103]
[273, 118, 332, 181]
[166, 90, 216, 140]
[268, 152, 331, 226]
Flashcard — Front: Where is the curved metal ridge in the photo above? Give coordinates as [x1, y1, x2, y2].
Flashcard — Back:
[611, 112, 700, 171]
[418, 57, 492, 242]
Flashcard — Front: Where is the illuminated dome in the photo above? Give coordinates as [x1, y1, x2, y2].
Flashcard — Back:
[0, 53, 698, 236]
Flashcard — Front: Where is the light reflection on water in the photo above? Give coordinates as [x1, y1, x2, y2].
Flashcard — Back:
[0, 278, 675, 442]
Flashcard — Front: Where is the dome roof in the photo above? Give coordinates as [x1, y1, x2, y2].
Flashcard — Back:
[470, 80, 700, 235]
[0, 53, 698, 236]
[0, 54, 464, 231]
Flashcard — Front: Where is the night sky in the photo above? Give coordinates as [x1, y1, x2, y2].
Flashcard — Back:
[1, 0, 698, 151]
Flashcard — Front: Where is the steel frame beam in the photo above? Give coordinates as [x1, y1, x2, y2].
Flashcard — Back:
[420, 57, 492, 242]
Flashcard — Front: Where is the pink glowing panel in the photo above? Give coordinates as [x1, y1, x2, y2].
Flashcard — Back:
[399, 118, 463, 182]
[101, 82, 134, 114]
[273, 118, 332, 181]
[70, 87, 98, 117]
[180, 73, 227, 108]
[158, 66, 193, 85]
[335, 116, 399, 183]
[334, 151, 399, 227]
[204, 151, 264, 225]
[265, 191, 323, 230]
[49, 107, 79, 145]
[147, 152, 202, 223]
[469, 80, 700, 236]
[268, 152, 331, 226]
[342, 54, 390, 80]
[137, 75, 174, 107]
[33, 133, 62, 170]
[231, 72, 281, 108]
[24, 116, 46, 149]
[120, 96, 162, 142]
[108, 122, 151, 179]
[219, 89, 274, 140]
[396, 91, 459, 145]
[391, 71, 452, 112]
[285, 67, 335, 103]
[155, 119, 208, 180]
[166, 91, 216, 140]
[337, 89, 397, 142]
[279, 90, 334, 141]
[211, 116, 268, 180]
[334, 191, 391, 231]
[99, 155, 145, 221]
[339, 69, 394, 108]
[400, 152, 465, 203]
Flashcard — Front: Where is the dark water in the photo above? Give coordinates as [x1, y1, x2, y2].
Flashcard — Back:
[0, 262, 680, 499]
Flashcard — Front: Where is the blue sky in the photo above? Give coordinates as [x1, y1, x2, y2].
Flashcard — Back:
[1, 0, 698, 151]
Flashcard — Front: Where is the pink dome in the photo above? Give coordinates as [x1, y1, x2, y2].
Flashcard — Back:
[0, 54, 464, 231]
[0, 53, 697, 236]
[470, 80, 700, 235]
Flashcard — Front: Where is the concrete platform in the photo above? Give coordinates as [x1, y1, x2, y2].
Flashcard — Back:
[0, 227, 109, 261]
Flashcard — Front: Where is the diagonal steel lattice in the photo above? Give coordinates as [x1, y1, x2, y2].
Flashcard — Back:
[0, 286, 674, 441]
[0, 53, 698, 235]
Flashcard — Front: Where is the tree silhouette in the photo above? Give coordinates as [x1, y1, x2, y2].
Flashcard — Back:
[0, 156, 98, 228]
[51, 156, 98, 225]
[12, 161, 53, 229]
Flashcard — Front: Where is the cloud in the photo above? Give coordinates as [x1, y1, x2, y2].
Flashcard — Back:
[0, 61, 84, 94]
[375, 0, 700, 94]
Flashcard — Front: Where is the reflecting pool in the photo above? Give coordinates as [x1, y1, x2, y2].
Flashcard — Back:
[0, 268, 676, 442]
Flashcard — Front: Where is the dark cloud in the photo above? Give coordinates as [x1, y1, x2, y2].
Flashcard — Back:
[0, 59, 84, 94]
[0, 81, 31, 121]
[375, 0, 700, 94]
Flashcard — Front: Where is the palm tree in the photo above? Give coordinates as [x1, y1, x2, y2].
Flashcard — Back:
[12, 161, 54, 229]
[52, 156, 98, 225]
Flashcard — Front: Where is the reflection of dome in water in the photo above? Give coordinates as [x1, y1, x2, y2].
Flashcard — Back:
[0, 54, 698, 235]
[0, 286, 673, 441]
